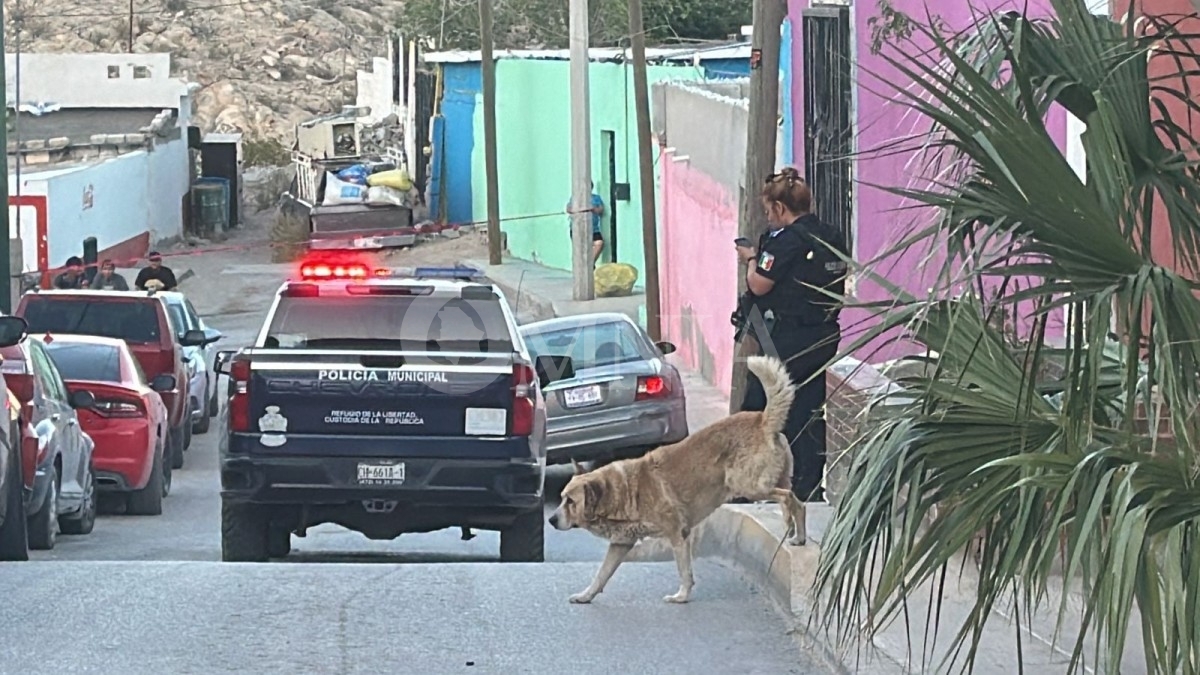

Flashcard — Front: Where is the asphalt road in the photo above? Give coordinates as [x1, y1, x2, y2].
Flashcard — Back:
[11, 254, 829, 674]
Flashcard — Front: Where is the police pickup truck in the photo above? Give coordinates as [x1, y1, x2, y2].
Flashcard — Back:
[215, 257, 574, 562]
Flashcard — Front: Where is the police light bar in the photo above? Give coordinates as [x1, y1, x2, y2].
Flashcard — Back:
[413, 265, 486, 281]
[299, 261, 371, 280]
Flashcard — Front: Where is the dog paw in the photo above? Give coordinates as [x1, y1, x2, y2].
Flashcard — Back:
[663, 592, 691, 604]
[569, 593, 595, 604]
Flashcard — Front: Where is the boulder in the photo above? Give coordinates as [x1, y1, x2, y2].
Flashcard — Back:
[594, 263, 639, 297]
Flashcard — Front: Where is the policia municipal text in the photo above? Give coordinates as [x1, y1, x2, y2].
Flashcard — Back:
[732, 167, 848, 503]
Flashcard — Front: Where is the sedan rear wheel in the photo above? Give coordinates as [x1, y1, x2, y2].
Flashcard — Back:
[169, 424, 185, 470]
[127, 445, 164, 516]
[60, 466, 96, 535]
[0, 445, 30, 561]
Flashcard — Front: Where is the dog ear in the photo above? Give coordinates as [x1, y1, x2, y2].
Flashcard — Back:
[572, 459, 586, 475]
[583, 479, 603, 521]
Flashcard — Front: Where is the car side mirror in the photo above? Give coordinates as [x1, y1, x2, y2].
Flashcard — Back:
[68, 389, 95, 409]
[203, 327, 224, 345]
[0, 316, 29, 348]
[655, 341, 677, 356]
[534, 355, 575, 389]
[214, 350, 236, 376]
[150, 374, 177, 393]
[180, 329, 207, 347]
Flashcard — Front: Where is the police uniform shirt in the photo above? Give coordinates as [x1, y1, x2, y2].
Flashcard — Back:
[752, 214, 848, 323]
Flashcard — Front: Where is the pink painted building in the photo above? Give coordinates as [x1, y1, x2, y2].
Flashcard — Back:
[655, 0, 1084, 396]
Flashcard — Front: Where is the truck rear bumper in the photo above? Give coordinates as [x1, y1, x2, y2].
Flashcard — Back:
[220, 455, 544, 512]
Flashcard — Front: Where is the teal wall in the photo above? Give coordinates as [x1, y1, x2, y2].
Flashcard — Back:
[470, 59, 703, 278]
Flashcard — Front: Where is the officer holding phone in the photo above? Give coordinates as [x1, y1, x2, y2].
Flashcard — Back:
[732, 167, 848, 503]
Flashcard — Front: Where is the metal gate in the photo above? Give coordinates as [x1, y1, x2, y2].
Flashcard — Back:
[802, 5, 854, 250]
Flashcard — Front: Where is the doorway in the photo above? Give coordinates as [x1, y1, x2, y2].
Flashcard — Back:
[802, 5, 855, 252]
[600, 130, 618, 263]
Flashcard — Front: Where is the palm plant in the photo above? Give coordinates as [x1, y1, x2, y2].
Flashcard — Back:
[812, 1, 1200, 673]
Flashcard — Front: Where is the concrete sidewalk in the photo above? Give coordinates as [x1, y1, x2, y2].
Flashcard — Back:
[470, 255, 1144, 674]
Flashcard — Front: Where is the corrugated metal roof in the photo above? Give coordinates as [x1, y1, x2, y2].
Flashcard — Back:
[424, 43, 750, 64]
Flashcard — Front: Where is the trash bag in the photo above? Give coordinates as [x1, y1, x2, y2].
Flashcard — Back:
[336, 164, 370, 185]
[322, 172, 368, 205]
[594, 262, 638, 297]
[367, 168, 413, 191]
[366, 185, 408, 207]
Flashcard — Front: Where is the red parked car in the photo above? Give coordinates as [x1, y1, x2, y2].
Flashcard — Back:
[41, 334, 175, 515]
[16, 290, 209, 471]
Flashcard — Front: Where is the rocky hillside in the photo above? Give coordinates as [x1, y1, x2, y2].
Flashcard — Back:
[4, 0, 402, 142]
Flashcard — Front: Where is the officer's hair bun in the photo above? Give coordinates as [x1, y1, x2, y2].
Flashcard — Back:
[762, 166, 812, 214]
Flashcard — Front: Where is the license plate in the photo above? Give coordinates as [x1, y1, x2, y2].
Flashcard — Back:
[356, 462, 406, 486]
[563, 384, 603, 408]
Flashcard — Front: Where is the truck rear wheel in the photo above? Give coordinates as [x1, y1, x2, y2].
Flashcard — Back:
[221, 501, 269, 562]
[499, 505, 545, 563]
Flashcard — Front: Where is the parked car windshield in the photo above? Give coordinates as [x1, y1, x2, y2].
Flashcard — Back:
[21, 298, 162, 344]
[43, 342, 123, 382]
[264, 294, 514, 352]
[523, 320, 645, 370]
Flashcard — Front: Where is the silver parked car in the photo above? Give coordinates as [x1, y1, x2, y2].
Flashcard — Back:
[157, 291, 223, 438]
[519, 312, 688, 465]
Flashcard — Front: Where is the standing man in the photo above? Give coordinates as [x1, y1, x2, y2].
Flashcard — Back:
[566, 181, 605, 266]
[733, 167, 848, 503]
[134, 251, 178, 291]
[92, 259, 130, 291]
[53, 257, 90, 289]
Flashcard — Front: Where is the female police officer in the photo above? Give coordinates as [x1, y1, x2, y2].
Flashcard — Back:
[734, 167, 847, 502]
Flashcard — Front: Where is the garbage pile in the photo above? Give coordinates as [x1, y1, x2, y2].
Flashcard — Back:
[321, 161, 417, 209]
[358, 113, 404, 156]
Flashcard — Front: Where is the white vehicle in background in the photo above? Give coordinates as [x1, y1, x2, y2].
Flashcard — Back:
[157, 292, 223, 438]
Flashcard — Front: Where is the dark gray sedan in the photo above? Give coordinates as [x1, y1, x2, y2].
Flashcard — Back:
[519, 312, 688, 465]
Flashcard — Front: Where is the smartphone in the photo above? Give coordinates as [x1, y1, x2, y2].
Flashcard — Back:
[734, 237, 753, 248]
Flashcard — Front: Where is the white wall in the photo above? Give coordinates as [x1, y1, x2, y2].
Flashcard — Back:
[6, 176, 48, 273]
[4, 53, 190, 110]
[356, 56, 399, 124]
[38, 137, 188, 267]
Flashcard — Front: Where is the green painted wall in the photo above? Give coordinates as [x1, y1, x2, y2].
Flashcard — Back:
[470, 59, 703, 280]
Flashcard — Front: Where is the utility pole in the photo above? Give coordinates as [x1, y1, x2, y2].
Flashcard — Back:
[128, 0, 135, 53]
[728, 0, 787, 414]
[568, 0, 594, 301]
[628, 0, 660, 340]
[479, 0, 502, 265]
[0, 1, 10, 312]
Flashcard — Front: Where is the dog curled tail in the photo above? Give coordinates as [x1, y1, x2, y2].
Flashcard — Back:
[746, 355, 797, 436]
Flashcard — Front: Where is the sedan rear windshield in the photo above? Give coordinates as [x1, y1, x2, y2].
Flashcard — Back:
[523, 321, 646, 370]
[44, 342, 122, 382]
[21, 298, 163, 344]
[264, 294, 514, 352]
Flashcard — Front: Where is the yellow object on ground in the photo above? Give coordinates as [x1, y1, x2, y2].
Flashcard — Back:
[594, 262, 638, 297]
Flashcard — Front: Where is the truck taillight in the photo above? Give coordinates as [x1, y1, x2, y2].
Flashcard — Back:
[512, 364, 536, 436]
[636, 375, 669, 401]
[229, 359, 252, 432]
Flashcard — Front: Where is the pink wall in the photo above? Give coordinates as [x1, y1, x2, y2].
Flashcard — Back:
[658, 151, 739, 396]
[786, 0, 1067, 363]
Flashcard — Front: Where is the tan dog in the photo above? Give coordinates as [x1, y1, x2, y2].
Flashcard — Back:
[548, 355, 807, 605]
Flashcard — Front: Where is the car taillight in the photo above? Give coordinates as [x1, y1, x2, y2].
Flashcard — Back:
[511, 364, 536, 436]
[636, 375, 669, 401]
[229, 359, 251, 432]
[92, 398, 145, 418]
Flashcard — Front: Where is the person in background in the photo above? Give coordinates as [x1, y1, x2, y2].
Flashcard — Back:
[134, 251, 178, 291]
[92, 259, 130, 291]
[734, 167, 848, 503]
[53, 256, 89, 289]
[565, 181, 605, 266]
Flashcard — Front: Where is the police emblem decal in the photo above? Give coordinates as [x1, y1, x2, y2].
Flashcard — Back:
[758, 252, 775, 271]
[259, 405, 288, 447]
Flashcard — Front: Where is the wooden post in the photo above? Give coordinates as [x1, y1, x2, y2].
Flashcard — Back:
[628, 0, 661, 340]
[568, 0, 595, 300]
[479, 0, 503, 265]
[728, 0, 787, 414]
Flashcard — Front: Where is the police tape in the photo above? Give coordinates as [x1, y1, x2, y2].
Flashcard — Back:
[16, 207, 600, 280]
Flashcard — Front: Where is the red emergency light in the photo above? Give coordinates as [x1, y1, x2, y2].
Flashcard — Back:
[297, 254, 373, 281]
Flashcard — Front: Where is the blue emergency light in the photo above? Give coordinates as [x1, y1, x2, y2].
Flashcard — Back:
[411, 265, 486, 281]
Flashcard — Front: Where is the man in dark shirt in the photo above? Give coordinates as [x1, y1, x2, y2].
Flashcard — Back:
[134, 251, 178, 291]
[53, 257, 89, 289]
